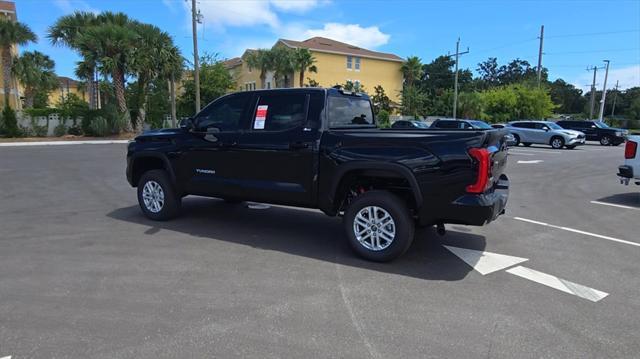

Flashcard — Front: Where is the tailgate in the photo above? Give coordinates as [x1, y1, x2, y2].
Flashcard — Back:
[483, 129, 509, 187]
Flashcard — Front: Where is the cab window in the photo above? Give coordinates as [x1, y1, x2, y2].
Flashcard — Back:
[253, 94, 308, 131]
[194, 94, 250, 132]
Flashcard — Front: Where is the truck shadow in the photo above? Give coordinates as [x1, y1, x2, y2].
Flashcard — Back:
[596, 193, 640, 208]
[107, 198, 485, 282]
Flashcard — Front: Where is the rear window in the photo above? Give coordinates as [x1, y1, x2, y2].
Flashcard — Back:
[433, 120, 460, 129]
[328, 96, 374, 128]
[470, 120, 492, 129]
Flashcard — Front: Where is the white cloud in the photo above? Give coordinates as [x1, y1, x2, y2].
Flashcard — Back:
[189, 0, 280, 31]
[302, 23, 390, 48]
[572, 64, 640, 91]
[53, 0, 99, 14]
[270, 0, 322, 13]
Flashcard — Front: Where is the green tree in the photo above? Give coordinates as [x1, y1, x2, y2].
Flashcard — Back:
[476, 57, 500, 89]
[245, 49, 274, 89]
[457, 91, 484, 119]
[420, 55, 473, 96]
[548, 79, 586, 114]
[371, 85, 391, 114]
[401, 56, 423, 88]
[401, 86, 428, 118]
[75, 13, 139, 132]
[177, 54, 235, 117]
[48, 11, 98, 108]
[341, 80, 366, 93]
[12, 51, 58, 108]
[377, 109, 390, 128]
[293, 48, 317, 88]
[0, 18, 37, 107]
[271, 46, 295, 88]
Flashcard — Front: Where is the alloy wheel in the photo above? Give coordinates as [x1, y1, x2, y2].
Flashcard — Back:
[142, 180, 165, 213]
[353, 206, 396, 251]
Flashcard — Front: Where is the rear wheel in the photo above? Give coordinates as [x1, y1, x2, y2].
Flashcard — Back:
[512, 134, 521, 146]
[137, 170, 181, 221]
[600, 135, 612, 146]
[550, 136, 565, 149]
[343, 191, 415, 262]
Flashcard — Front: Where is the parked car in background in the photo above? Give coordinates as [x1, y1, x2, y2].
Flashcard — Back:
[391, 120, 430, 129]
[429, 119, 517, 146]
[618, 135, 639, 186]
[556, 120, 628, 146]
[430, 119, 493, 130]
[506, 121, 586, 149]
[491, 124, 506, 129]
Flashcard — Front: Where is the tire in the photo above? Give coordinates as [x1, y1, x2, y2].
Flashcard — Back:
[343, 190, 415, 262]
[522, 142, 532, 147]
[550, 136, 565, 149]
[512, 134, 521, 146]
[566, 145, 577, 149]
[600, 136, 612, 146]
[137, 169, 181, 221]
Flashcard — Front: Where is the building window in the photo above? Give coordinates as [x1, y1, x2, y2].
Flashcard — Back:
[355, 57, 361, 71]
[346, 56, 352, 70]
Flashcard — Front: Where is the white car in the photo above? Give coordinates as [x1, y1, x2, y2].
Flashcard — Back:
[618, 135, 639, 186]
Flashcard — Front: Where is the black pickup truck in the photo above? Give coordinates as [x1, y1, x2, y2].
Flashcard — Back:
[126, 88, 509, 261]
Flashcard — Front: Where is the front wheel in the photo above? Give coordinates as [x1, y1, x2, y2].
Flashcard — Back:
[600, 136, 612, 146]
[550, 136, 565, 149]
[343, 191, 415, 262]
[137, 170, 181, 221]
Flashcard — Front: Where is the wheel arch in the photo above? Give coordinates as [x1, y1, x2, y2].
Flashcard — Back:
[129, 152, 176, 187]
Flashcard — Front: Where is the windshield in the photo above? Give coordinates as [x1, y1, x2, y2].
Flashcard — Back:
[594, 121, 610, 128]
[328, 96, 375, 128]
[470, 120, 492, 129]
[414, 121, 430, 128]
[546, 122, 562, 130]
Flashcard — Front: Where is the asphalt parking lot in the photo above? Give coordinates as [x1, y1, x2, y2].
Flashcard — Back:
[1, 142, 639, 358]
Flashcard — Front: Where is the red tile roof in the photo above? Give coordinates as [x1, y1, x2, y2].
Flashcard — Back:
[278, 37, 403, 62]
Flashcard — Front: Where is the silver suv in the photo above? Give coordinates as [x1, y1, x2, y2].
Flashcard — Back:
[507, 121, 586, 149]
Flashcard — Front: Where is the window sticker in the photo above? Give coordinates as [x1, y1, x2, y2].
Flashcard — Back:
[254, 105, 268, 129]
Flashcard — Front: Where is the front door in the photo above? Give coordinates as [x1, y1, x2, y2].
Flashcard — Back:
[234, 91, 320, 206]
[179, 93, 253, 197]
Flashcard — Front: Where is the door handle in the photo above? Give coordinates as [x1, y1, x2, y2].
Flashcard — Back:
[289, 142, 310, 150]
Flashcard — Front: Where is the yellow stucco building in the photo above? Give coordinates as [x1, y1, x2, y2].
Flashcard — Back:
[224, 37, 404, 103]
[47, 76, 88, 107]
[0, 1, 22, 110]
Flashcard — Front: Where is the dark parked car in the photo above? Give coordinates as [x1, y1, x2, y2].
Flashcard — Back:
[556, 120, 628, 146]
[126, 88, 510, 261]
[430, 119, 493, 130]
[391, 120, 430, 129]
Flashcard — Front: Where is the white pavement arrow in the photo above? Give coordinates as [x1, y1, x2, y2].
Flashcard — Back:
[443, 245, 528, 275]
[517, 160, 544, 164]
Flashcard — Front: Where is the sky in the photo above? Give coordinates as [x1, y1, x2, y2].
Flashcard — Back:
[14, 0, 640, 91]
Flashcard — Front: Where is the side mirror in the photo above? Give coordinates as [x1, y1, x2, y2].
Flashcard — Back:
[542, 126, 550, 131]
[180, 117, 194, 130]
[591, 125, 597, 128]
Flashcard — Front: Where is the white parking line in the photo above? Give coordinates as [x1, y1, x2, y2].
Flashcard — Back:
[509, 149, 562, 155]
[1, 355, 12, 359]
[508, 152, 535, 156]
[517, 160, 544, 164]
[590, 200, 639, 210]
[506, 266, 609, 302]
[0, 140, 129, 147]
[512, 216, 640, 247]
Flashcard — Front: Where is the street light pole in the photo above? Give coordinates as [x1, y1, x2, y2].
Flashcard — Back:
[191, 0, 201, 113]
[449, 38, 469, 120]
[597, 60, 610, 122]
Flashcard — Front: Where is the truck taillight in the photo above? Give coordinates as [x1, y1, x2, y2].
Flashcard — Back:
[625, 141, 637, 159]
[466, 148, 490, 193]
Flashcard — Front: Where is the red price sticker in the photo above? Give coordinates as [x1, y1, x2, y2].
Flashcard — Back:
[254, 105, 268, 129]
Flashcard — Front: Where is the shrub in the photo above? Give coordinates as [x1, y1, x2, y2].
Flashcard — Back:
[24, 108, 58, 118]
[377, 109, 391, 128]
[2, 106, 20, 137]
[29, 118, 48, 137]
[89, 116, 109, 137]
[67, 126, 82, 136]
[54, 122, 67, 136]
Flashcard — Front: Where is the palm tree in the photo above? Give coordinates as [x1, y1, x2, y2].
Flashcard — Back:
[0, 18, 36, 107]
[12, 51, 58, 108]
[401, 56, 423, 89]
[76, 20, 139, 132]
[48, 11, 98, 108]
[271, 46, 295, 88]
[159, 45, 184, 127]
[293, 48, 317, 87]
[245, 49, 274, 89]
[130, 22, 175, 129]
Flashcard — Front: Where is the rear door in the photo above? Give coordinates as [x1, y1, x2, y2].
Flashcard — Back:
[234, 91, 322, 206]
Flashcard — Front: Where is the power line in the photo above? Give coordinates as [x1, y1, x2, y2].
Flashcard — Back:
[545, 48, 640, 55]
[545, 29, 640, 39]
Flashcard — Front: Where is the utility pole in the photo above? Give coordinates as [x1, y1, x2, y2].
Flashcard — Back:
[536, 25, 544, 87]
[610, 80, 619, 117]
[190, 0, 202, 113]
[448, 38, 469, 119]
[586, 65, 602, 120]
[598, 60, 610, 122]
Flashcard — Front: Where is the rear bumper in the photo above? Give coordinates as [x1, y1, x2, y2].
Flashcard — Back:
[419, 175, 509, 226]
[618, 165, 634, 179]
